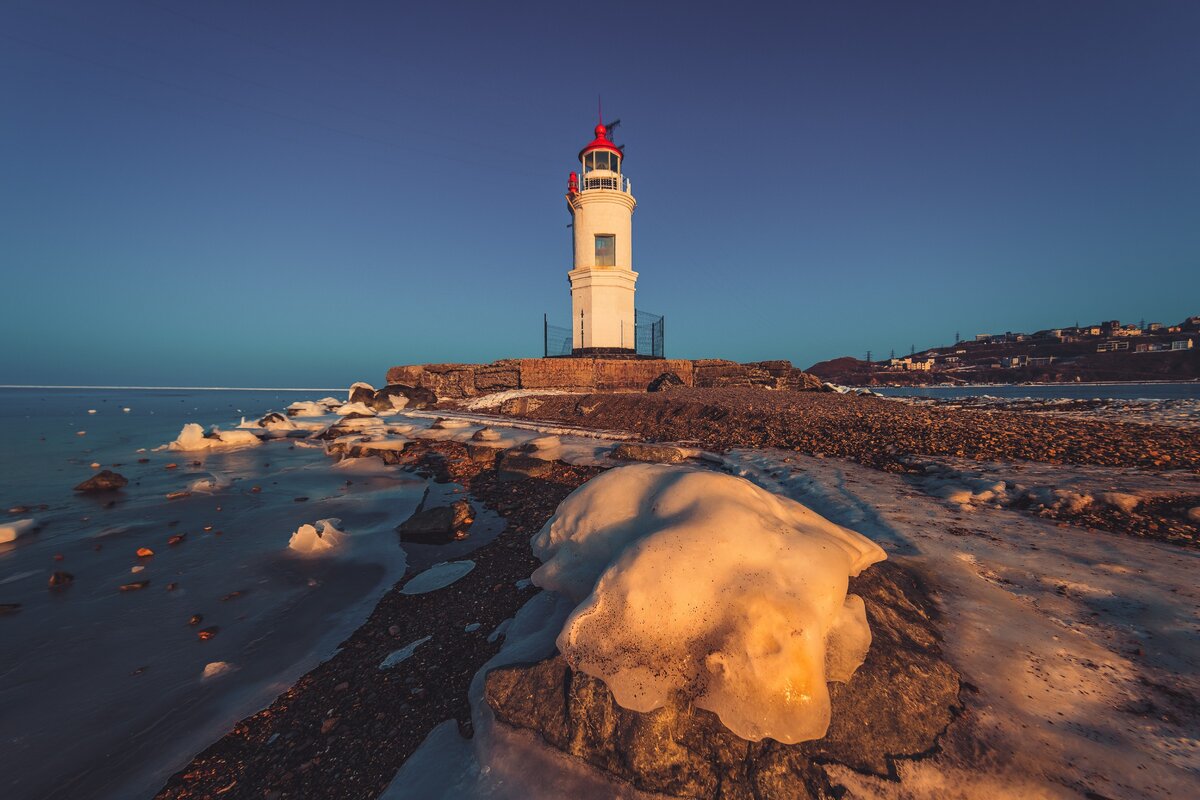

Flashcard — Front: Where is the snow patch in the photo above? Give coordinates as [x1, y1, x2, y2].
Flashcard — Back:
[532, 464, 886, 744]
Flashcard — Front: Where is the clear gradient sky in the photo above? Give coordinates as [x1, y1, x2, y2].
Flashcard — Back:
[2, 1, 1197, 387]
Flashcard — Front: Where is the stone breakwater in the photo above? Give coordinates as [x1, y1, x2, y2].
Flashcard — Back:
[385, 358, 823, 399]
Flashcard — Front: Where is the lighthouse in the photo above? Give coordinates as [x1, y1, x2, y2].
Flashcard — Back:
[566, 119, 638, 354]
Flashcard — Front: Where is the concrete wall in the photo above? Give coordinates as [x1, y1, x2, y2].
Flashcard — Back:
[384, 358, 819, 399]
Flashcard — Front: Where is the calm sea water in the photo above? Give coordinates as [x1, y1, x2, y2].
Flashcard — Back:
[872, 382, 1200, 400]
[0, 388, 427, 800]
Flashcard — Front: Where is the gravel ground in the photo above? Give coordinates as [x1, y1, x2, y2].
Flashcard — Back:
[499, 388, 1200, 472]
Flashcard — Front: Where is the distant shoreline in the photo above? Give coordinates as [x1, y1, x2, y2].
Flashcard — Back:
[0, 385, 345, 392]
[860, 379, 1200, 389]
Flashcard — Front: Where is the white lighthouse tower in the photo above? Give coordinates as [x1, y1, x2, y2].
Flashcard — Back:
[566, 119, 637, 354]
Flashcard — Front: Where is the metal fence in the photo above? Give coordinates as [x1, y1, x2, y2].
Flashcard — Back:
[635, 309, 664, 358]
[544, 314, 573, 357]
[543, 310, 665, 358]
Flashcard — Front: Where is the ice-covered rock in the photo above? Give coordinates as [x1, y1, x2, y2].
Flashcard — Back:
[188, 472, 231, 494]
[286, 400, 329, 418]
[0, 519, 37, 544]
[532, 463, 887, 744]
[202, 661, 236, 680]
[348, 381, 376, 404]
[167, 423, 262, 451]
[74, 470, 128, 492]
[288, 518, 345, 555]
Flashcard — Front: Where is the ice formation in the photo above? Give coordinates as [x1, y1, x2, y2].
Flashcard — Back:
[401, 560, 476, 594]
[348, 381, 375, 400]
[380, 635, 432, 670]
[167, 423, 262, 451]
[0, 518, 37, 544]
[531, 464, 886, 744]
[287, 400, 328, 418]
[335, 401, 376, 417]
[288, 518, 346, 555]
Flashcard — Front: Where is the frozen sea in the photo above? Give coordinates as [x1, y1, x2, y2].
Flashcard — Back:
[0, 387, 427, 800]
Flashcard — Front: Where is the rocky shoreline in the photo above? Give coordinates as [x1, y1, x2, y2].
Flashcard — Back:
[154, 386, 1198, 799]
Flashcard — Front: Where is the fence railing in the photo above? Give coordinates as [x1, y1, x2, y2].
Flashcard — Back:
[635, 309, 664, 358]
[544, 310, 664, 358]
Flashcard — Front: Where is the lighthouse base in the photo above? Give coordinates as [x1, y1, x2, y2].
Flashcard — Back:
[567, 347, 652, 359]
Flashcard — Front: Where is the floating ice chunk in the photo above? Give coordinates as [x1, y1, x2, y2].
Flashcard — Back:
[87, 409, 97, 415]
[464, 622, 481, 632]
[379, 635, 432, 669]
[0, 519, 37, 544]
[202, 661, 237, 680]
[288, 518, 346, 555]
[335, 401, 376, 417]
[189, 472, 231, 493]
[532, 464, 886, 744]
[122, 407, 131, 413]
[167, 423, 262, 451]
[401, 560, 475, 595]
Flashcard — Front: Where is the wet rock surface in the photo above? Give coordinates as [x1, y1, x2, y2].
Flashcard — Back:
[395, 498, 475, 544]
[647, 371, 685, 392]
[485, 560, 960, 799]
[74, 470, 128, 492]
[370, 384, 437, 412]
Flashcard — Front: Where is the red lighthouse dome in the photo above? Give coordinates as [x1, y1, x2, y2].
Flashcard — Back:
[578, 123, 623, 162]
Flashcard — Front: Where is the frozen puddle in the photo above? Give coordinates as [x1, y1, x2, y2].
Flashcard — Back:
[400, 560, 475, 594]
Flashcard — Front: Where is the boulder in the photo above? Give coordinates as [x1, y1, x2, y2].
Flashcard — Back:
[396, 499, 475, 544]
[647, 372, 685, 392]
[496, 451, 555, 482]
[74, 470, 128, 493]
[348, 382, 376, 405]
[371, 384, 437, 412]
[484, 561, 960, 799]
[609, 443, 688, 464]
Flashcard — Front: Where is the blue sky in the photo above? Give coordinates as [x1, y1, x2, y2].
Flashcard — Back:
[1, 1, 1197, 387]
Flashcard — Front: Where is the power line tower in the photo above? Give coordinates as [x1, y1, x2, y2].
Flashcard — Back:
[955, 331, 960, 344]
[910, 344, 916, 356]
[890, 349, 896, 360]
[865, 350, 872, 364]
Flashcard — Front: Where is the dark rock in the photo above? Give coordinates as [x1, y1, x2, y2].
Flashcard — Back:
[48, 571, 74, 589]
[609, 442, 688, 464]
[396, 499, 475, 544]
[348, 383, 376, 404]
[647, 371, 685, 392]
[327, 440, 409, 465]
[188, 614, 203, 626]
[197, 626, 219, 640]
[370, 384, 437, 412]
[74, 470, 128, 492]
[496, 451, 554, 482]
[256, 412, 289, 427]
[484, 562, 960, 799]
[0, 603, 21, 615]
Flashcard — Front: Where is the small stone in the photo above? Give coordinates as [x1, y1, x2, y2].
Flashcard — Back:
[48, 571, 74, 589]
[188, 614, 203, 626]
[168, 534, 186, 546]
[197, 626, 219, 640]
[334, 681, 349, 692]
[74, 470, 128, 492]
[119, 580, 150, 591]
[388, 625, 402, 637]
[293, 496, 309, 503]
[136, 547, 155, 558]
[165, 463, 178, 470]
[166, 582, 179, 591]
[0, 603, 21, 615]
[321, 717, 340, 734]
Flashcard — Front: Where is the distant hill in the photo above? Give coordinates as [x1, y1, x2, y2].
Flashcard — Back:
[807, 317, 1200, 386]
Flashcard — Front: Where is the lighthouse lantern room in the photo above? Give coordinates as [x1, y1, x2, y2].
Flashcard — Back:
[565, 118, 638, 354]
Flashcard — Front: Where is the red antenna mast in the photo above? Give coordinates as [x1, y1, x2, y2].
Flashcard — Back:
[598, 95, 603, 127]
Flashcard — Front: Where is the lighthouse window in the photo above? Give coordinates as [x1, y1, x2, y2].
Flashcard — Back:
[595, 235, 616, 266]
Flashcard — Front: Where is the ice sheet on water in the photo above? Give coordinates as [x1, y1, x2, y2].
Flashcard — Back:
[167, 423, 262, 451]
[0, 519, 37, 544]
